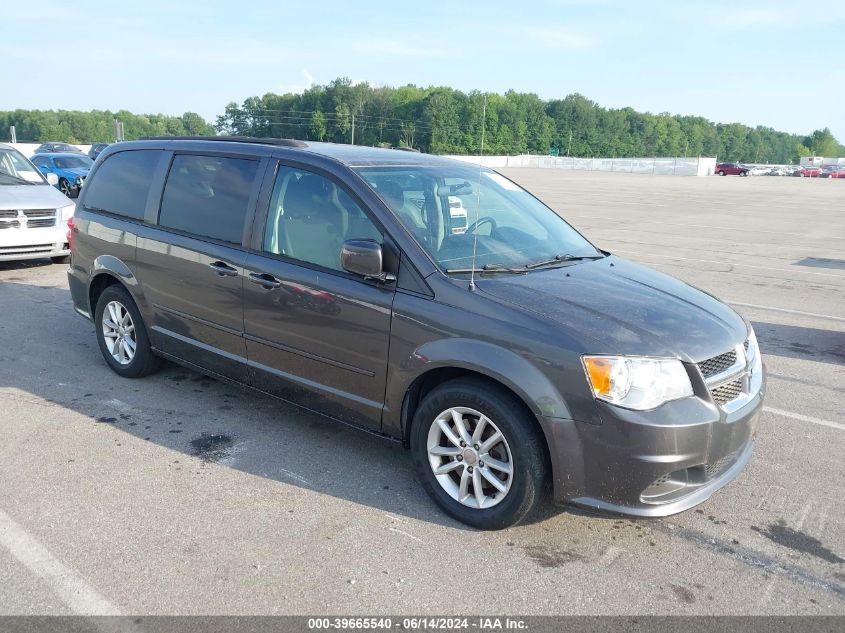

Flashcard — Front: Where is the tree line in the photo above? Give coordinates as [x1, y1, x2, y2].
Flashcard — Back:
[3, 78, 842, 163]
[0, 109, 214, 144]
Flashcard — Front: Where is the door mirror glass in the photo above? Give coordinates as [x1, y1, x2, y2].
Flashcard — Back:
[342, 239, 393, 282]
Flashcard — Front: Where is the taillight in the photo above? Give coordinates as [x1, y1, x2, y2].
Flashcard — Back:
[66, 217, 75, 252]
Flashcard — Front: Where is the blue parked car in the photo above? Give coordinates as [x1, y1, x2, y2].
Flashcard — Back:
[31, 152, 93, 198]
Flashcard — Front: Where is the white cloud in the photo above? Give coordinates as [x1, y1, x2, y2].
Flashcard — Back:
[681, 2, 845, 31]
[353, 38, 451, 59]
[274, 69, 316, 95]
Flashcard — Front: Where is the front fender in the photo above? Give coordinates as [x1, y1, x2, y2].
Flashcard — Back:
[384, 336, 573, 438]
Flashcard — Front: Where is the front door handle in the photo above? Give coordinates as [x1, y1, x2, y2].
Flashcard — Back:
[248, 272, 282, 289]
[208, 261, 239, 277]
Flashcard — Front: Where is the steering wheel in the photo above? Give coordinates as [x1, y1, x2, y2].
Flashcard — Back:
[465, 216, 497, 235]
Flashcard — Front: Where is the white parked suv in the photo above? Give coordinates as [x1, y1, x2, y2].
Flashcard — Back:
[447, 195, 468, 234]
[0, 143, 75, 263]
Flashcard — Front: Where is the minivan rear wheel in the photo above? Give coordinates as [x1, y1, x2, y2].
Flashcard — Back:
[410, 378, 548, 529]
[94, 285, 161, 378]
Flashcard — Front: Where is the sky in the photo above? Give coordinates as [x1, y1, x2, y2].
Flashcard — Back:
[4, 0, 844, 141]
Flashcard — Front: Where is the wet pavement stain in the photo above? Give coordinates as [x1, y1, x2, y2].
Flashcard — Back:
[751, 520, 844, 564]
[95, 417, 117, 423]
[670, 584, 696, 604]
[522, 544, 584, 568]
[190, 433, 234, 462]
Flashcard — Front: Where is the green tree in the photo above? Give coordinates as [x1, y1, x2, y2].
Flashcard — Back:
[805, 128, 842, 157]
[309, 111, 327, 141]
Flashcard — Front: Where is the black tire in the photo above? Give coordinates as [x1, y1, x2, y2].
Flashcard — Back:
[94, 285, 161, 378]
[410, 378, 549, 530]
[718, 170, 726, 176]
[50, 255, 70, 265]
[58, 178, 72, 197]
[740, 171, 748, 177]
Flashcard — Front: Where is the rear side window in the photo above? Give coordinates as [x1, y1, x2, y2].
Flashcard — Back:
[84, 150, 160, 220]
[158, 155, 259, 245]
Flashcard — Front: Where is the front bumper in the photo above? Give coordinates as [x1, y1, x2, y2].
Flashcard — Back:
[544, 378, 765, 517]
[0, 240, 69, 262]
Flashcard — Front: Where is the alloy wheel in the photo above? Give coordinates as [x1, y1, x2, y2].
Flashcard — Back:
[426, 407, 514, 509]
[101, 300, 136, 365]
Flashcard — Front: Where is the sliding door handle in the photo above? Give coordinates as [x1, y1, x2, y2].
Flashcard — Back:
[208, 261, 239, 277]
[248, 272, 282, 289]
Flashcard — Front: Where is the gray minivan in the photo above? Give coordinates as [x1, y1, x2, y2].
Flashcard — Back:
[68, 137, 765, 529]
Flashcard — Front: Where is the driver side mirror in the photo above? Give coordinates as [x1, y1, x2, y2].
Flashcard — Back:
[46, 173, 59, 186]
[341, 239, 395, 283]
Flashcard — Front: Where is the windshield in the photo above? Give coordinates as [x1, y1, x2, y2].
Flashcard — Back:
[355, 165, 601, 271]
[54, 156, 93, 169]
[0, 148, 46, 185]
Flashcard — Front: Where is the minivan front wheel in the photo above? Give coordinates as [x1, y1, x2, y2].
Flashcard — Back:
[410, 379, 548, 529]
[94, 285, 161, 378]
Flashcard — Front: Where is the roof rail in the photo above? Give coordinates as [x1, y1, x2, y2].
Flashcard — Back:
[139, 135, 308, 148]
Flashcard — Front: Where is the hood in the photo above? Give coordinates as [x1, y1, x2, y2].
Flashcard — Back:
[0, 184, 73, 210]
[476, 256, 747, 362]
[60, 168, 90, 178]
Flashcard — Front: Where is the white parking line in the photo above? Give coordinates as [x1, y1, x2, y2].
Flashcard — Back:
[0, 509, 121, 615]
[728, 302, 845, 322]
[763, 407, 845, 432]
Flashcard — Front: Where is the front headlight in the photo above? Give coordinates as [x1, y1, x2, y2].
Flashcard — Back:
[582, 355, 693, 410]
[59, 203, 75, 221]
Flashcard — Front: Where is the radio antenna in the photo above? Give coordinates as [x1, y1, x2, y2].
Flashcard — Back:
[468, 94, 486, 292]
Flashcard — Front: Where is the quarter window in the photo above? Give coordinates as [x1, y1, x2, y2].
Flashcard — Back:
[159, 155, 259, 244]
[263, 166, 381, 272]
[84, 150, 161, 220]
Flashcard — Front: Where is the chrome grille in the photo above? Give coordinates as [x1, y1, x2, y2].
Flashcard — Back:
[698, 350, 737, 378]
[27, 218, 57, 228]
[24, 209, 56, 228]
[711, 378, 743, 405]
[0, 209, 57, 229]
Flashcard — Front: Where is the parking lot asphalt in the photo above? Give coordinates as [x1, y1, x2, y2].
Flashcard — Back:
[0, 172, 843, 615]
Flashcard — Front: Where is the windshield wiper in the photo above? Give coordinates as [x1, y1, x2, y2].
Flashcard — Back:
[525, 253, 604, 269]
[445, 263, 528, 275]
[0, 172, 35, 186]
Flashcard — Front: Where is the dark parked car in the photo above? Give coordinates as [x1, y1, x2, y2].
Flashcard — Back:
[88, 143, 110, 161]
[67, 137, 765, 529]
[31, 153, 93, 198]
[715, 163, 749, 176]
[33, 142, 84, 155]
